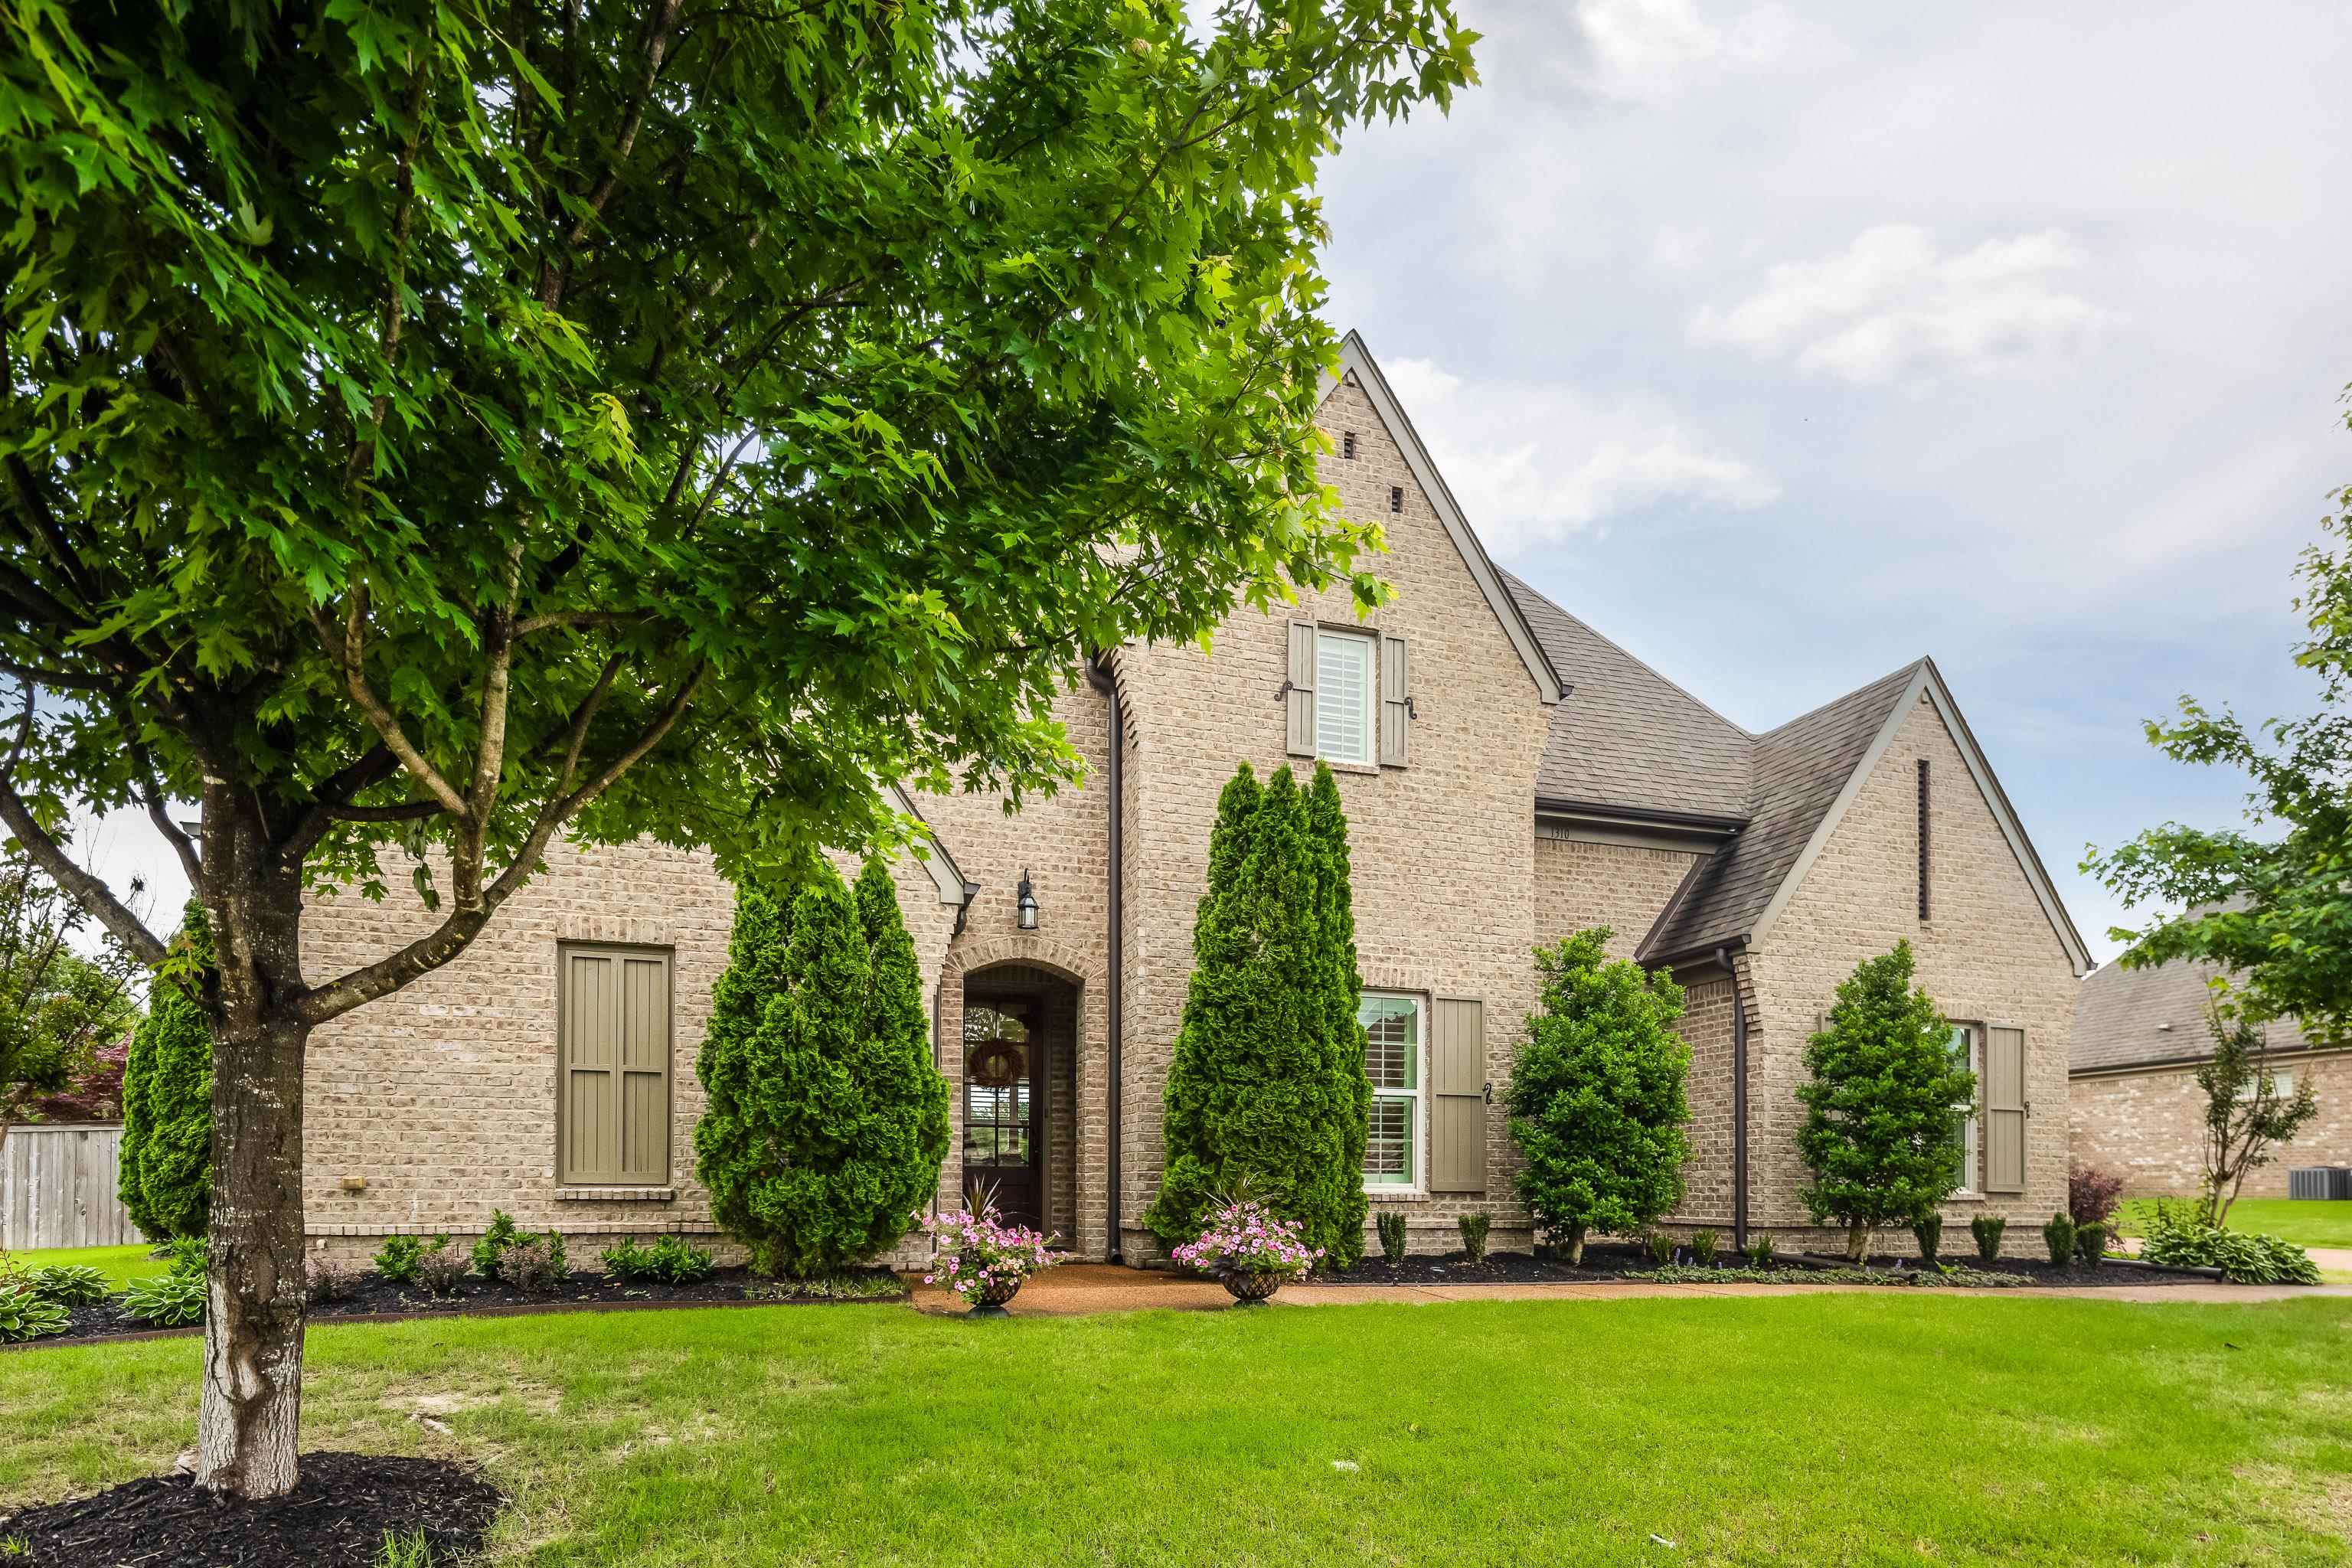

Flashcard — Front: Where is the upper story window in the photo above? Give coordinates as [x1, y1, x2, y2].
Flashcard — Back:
[1315, 629, 1376, 764]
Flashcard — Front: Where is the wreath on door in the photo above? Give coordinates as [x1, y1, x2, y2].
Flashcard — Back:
[969, 1041, 1026, 1089]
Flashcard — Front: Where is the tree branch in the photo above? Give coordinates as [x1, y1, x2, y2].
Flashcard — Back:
[312, 585, 470, 818]
[0, 727, 168, 969]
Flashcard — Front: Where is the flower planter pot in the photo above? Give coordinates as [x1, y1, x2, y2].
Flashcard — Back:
[1220, 1271, 1284, 1305]
[966, 1276, 1022, 1318]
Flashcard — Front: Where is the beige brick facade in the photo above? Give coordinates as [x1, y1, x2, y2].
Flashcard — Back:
[2070, 1051, 2352, 1197]
[1738, 695, 2079, 1253]
[296, 348, 2089, 1272]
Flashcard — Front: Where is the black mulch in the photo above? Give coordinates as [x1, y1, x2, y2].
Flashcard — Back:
[37, 1264, 906, 1347]
[0, 1452, 502, 1567]
[1301, 1244, 2220, 1289]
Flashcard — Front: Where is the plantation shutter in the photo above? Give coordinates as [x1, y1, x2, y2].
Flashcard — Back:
[1379, 635, 1410, 766]
[1984, 1024, 2027, 1194]
[560, 946, 674, 1185]
[1285, 621, 1317, 756]
[1429, 997, 1485, 1193]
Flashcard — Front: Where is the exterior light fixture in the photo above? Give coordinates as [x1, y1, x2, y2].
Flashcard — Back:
[1016, 869, 1039, 930]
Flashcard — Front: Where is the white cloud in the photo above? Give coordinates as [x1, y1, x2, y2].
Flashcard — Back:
[1383, 357, 1779, 553]
[1567, 0, 1808, 100]
[1689, 224, 2114, 382]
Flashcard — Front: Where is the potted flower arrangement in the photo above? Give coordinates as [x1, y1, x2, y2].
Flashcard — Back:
[1171, 1197, 1323, 1305]
[916, 1192, 1058, 1317]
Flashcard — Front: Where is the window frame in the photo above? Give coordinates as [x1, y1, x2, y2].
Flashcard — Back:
[1361, 991, 1426, 1192]
[1950, 1021, 1980, 1195]
[1314, 626, 1379, 766]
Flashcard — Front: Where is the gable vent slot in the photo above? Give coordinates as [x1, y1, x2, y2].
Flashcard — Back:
[1343, 431, 1357, 459]
[1389, 485, 1403, 513]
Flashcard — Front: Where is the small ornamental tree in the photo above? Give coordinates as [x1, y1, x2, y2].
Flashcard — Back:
[119, 904, 215, 1241]
[1796, 941, 1974, 1262]
[2194, 1004, 2320, 1227]
[1145, 763, 1371, 1265]
[695, 860, 950, 1279]
[1505, 928, 1690, 1264]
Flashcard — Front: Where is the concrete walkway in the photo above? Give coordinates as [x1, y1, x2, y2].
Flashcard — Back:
[906, 1263, 2352, 1318]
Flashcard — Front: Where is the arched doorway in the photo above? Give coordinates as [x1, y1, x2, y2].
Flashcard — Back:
[961, 964, 1079, 1236]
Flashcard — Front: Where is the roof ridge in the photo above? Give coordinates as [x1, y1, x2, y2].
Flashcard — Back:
[1758, 656, 1929, 739]
[1499, 567, 1756, 740]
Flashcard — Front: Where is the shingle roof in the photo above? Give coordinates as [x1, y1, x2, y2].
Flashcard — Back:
[1502, 570, 1751, 820]
[2072, 956, 2311, 1075]
[1636, 661, 1925, 963]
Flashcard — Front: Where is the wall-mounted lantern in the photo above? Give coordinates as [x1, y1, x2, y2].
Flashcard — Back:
[1015, 869, 1039, 930]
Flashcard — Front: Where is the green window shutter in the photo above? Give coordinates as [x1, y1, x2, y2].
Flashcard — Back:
[1429, 997, 1485, 1193]
[560, 946, 673, 1185]
[1286, 621, 1317, 756]
[1984, 1024, 2026, 1194]
[1379, 635, 1410, 766]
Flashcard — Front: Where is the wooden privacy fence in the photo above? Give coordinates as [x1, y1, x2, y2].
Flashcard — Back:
[2, 1122, 146, 1250]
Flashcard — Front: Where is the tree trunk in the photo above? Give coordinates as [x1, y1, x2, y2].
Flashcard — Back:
[1846, 1220, 1870, 1263]
[195, 802, 312, 1498]
[1565, 1223, 1586, 1266]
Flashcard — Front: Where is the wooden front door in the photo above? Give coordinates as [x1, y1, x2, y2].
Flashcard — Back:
[962, 996, 1044, 1231]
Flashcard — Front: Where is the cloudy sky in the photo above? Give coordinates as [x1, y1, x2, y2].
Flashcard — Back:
[1311, 0, 2351, 959]
[70, 2, 2347, 963]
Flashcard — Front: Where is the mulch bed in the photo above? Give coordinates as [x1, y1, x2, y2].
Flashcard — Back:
[1300, 1244, 2222, 1289]
[0, 1451, 502, 1566]
[33, 1264, 906, 1348]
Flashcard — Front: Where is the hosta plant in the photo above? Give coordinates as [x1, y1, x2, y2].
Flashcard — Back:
[2138, 1202, 2321, 1284]
[120, 1268, 206, 1328]
[0, 1282, 71, 1342]
[916, 1196, 1057, 1310]
[24, 1264, 110, 1307]
[1171, 1199, 1325, 1282]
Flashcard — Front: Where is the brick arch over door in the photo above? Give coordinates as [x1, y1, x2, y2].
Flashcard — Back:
[934, 936, 1111, 1259]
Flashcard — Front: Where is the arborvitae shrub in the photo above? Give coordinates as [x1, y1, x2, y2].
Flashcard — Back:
[1796, 942, 1974, 1262]
[2074, 1222, 2107, 1266]
[1971, 1214, 2007, 1263]
[1377, 1210, 1408, 1266]
[1913, 1214, 1943, 1263]
[2043, 1213, 2076, 1266]
[1506, 927, 1690, 1265]
[1458, 1214, 1491, 1263]
[1145, 763, 1372, 1266]
[695, 857, 951, 1277]
[119, 903, 214, 1242]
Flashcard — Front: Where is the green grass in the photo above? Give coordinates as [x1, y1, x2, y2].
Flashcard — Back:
[2118, 1198, 2352, 1250]
[5, 1295, 2351, 1564]
[2, 1245, 165, 1292]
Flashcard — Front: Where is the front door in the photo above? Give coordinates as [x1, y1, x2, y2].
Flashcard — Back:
[962, 996, 1043, 1230]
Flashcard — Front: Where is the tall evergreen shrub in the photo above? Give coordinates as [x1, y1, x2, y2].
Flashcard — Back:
[1505, 927, 1690, 1263]
[694, 858, 950, 1277]
[119, 903, 214, 1240]
[1145, 762, 1371, 1266]
[1796, 941, 1975, 1262]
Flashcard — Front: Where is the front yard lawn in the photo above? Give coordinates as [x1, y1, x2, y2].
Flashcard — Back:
[5, 1294, 2350, 1565]
[2119, 1197, 2352, 1250]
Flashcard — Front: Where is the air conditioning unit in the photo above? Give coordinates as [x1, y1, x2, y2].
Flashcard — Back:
[2286, 1168, 2350, 1200]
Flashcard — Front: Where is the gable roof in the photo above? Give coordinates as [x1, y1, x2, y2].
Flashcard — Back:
[2073, 954, 2315, 1075]
[1501, 574, 2092, 975]
[1504, 570, 1750, 821]
[1638, 662, 1922, 963]
[1325, 335, 1563, 705]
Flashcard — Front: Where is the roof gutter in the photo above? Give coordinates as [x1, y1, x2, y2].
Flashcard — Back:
[1534, 796, 1749, 835]
[1085, 655, 1124, 1264]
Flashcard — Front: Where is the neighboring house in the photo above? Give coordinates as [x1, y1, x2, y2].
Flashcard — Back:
[301, 333, 2092, 1267]
[2070, 958, 2349, 1197]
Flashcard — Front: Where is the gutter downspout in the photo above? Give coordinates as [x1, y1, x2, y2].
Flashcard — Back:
[1717, 945, 1749, 1254]
[1086, 658, 1124, 1263]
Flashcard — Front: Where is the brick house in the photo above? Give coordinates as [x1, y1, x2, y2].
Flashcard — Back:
[301, 333, 2092, 1266]
[2070, 957, 2349, 1198]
